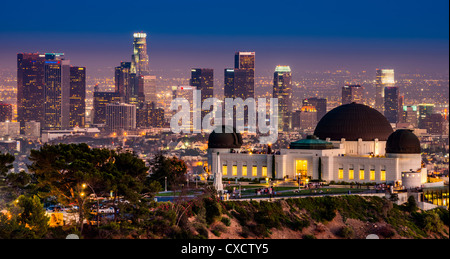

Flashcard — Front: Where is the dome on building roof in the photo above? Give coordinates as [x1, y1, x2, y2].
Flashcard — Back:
[314, 103, 394, 141]
[208, 126, 243, 149]
[386, 129, 421, 154]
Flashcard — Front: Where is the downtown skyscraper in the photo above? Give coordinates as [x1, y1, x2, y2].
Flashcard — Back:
[43, 53, 71, 130]
[375, 69, 395, 113]
[342, 85, 364, 105]
[223, 52, 255, 129]
[69, 66, 86, 128]
[233, 52, 255, 100]
[384, 86, 399, 123]
[17, 53, 45, 131]
[273, 66, 292, 131]
[131, 32, 150, 76]
[17, 52, 85, 131]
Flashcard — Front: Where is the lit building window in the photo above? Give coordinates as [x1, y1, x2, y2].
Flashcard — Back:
[381, 170, 386, 181]
[349, 169, 354, 180]
[370, 170, 376, 181]
[262, 166, 268, 177]
[359, 169, 365, 180]
[242, 165, 248, 177]
[232, 165, 238, 176]
[223, 165, 228, 176]
[252, 166, 258, 177]
[296, 160, 308, 180]
[338, 168, 344, 180]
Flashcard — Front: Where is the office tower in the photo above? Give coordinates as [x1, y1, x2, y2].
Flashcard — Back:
[191, 68, 214, 103]
[302, 98, 327, 122]
[233, 52, 255, 100]
[93, 91, 122, 125]
[115, 62, 132, 99]
[418, 104, 434, 129]
[17, 53, 45, 130]
[375, 69, 395, 113]
[273, 66, 292, 131]
[131, 32, 150, 76]
[105, 103, 136, 132]
[138, 102, 165, 128]
[291, 110, 301, 129]
[0, 121, 20, 138]
[384, 86, 399, 123]
[24, 121, 41, 138]
[398, 95, 404, 124]
[69, 66, 86, 128]
[402, 105, 418, 127]
[299, 106, 317, 132]
[224, 69, 235, 99]
[342, 85, 364, 105]
[139, 75, 157, 105]
[421, 114, 445, 135]
[172, 85, 197, 132]
[0, 103, 13, 122]
[43, 53, 71, 130]
[191, 68, 214, 124]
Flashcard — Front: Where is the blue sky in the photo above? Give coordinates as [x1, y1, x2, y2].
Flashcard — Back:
[0, 0, 448, 77]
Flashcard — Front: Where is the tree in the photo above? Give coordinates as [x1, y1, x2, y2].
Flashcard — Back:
[0, 195, 49, 239]
[148, 153, 187, 191]
[102, 150, 151, 223]
[0, 151, 16, 206]
[28, 143, 110, 232]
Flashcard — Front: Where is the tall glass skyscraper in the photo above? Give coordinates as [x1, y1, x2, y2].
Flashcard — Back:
[224, 69, 235, 99]
[131, 32, 150, 76]
[43, 53, 71, 130]
[384, 86, 399, 123]
[233, 52, 255, 100]
[273, 66, 292, 131]
[375, 69, 395, 113]
[191, 68, 214, 103]
[17, 53, 45, 130]
[69, 66, 86, 128]
[342, 85, 364, 105]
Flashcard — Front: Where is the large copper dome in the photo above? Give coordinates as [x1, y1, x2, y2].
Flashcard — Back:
[314, 103, 394, 141]
[208, 126, 243, 149]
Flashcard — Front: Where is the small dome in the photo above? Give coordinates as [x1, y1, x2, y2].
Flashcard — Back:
[386, 129, 421, 154]
[314, 103, 393, 141]
[208, 126, 243, 149]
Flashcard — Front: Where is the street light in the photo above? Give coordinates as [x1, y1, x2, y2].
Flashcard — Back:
[165, 177, 167, 192]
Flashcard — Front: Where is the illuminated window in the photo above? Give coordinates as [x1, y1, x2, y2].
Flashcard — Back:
[349, 169, 354, 180]
[359, 169, 365, 180]
[370, 170, 376, 181]
[232, 165, 238, 176]
[222, 165, 228, 176]
[381, 170, 386, 181]
[252, 166, 258, 177]
[262, 166, 268, 177]
[242, 165, 248, 177]
[338, 168, 344, 180]
[296, 160, 308, 179]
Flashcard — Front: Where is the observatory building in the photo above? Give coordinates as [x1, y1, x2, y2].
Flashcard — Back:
[207, 103, 427, 188]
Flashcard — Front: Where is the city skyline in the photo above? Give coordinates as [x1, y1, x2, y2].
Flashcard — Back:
[0, 0, 448, 78]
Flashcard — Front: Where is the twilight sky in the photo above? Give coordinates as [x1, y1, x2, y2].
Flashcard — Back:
[0, 0, 448, 78]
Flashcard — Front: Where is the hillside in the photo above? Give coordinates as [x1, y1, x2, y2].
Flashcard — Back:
[172, 195, 449, 240]
[75, 195, 448, 239]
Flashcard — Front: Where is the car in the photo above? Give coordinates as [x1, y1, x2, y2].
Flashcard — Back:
[93, 207, 115, 214]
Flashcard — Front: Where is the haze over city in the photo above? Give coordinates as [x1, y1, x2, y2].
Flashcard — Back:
[0, 0, 448, 78]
